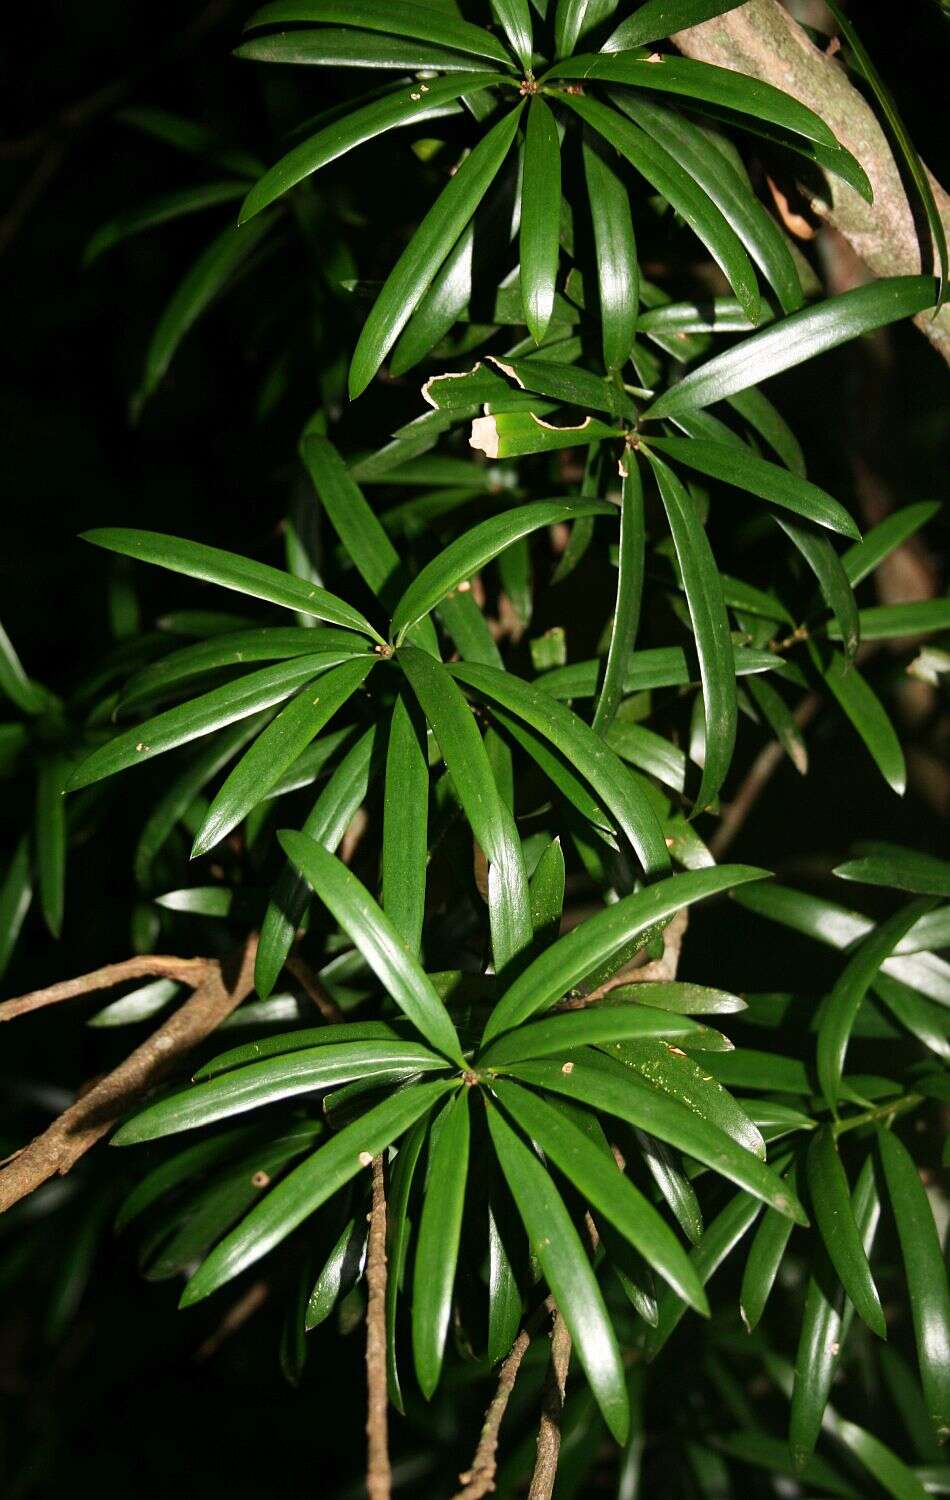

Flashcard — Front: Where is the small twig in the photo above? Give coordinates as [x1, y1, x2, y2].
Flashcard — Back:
[453, 1331, 533, 1500]
[0, 954, 211, 1024]
[709, 694, 820, 860]
[365, 1155, 391, 1500]
[285, 953, 344, 1024]
[194, 1281, 269, 1362]
[528, 1314, 572, 1500]
[0, 936, 257, 1213]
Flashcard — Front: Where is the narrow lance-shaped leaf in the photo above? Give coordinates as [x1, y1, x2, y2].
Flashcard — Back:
[237, 28, 506, 71]
[479, 1004, 712, 1066]
[84, 181, 251, 265]
[485, 1100, 630, 1443]
[412, 1091, 470, 1398]
[35, 753, 67, 938]
[82, 527, 381, 638]
[593, 456, 645, 735]
[842, 501, 940, 587]
[391, 499, 608, 642]
[491, 0, 532, 68]
[492, 1079, 708, 1312]
[528, 836, 565, 950]
[138, 216, 275, 405]
[790, 1155, 882, 1468]
[482, 864, 767, 1042]
[245, 1, 515, 66]
[278, 831, 465, 1064]
[448, 659, 671, 879]
[647, 451, 736, 812]
[835, 842, 950, 898]
[255, 723, 381, 999]
[240, 74, 501, 223]
[780, 517, 859, 660]
[554, 52, 839, 148]
[0, 621, 46, 714]
[398, 646, 532, 973]
[809, 645, 906, 795]
[878, 1127, 950, 1444]
[603, 1, 760, 54]
[739, 1158, 799, 1332]
[823, 0, 947, 308]
[112, 1041, 450, 1142]
[350, 105, 524, 398]
[645, 277, 939, 418]
[0, 834, 32, 981]
[582, 128, 638, 371]
[643, 436, 859, 539]
[192, 655, 375, 856]
[178, 1079, 454, 1305]
[562, 93, 760, 322]
[382, 692, 429, 958]
[386, 1112, 430, 1411]
[520, 97, 561, 343]
[67, 657, 337, 792]
[807, 1126, 886, 1338]
[606, 1037, 765, 1157]
[816, 899, 932, 1110]
[509, 1054, 807, 1222]
[646, 1186, 765, 1359]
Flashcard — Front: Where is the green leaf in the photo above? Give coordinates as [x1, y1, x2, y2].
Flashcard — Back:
[528, 836, 566, 949]
[256, 724, 382, 998]
[236, 27, 490, 70]
[68, 657, 336, 792]
[645, 277, 938, 418]
[349, 105, 524, 397]
[712, 1431, 860, 1498]
[613, 981, 746, 1015]
[486, 1190, 523, 1365]
[179, 1078, 454, 1304]
[555, 0, 617, 57]
[790, 1155, 882, 1468]
[557, 53, 838, 148]
[485, 1099, 630, 1443]
[616, 95, 803, 316]
[0, 834, 32, 980]
[744, 674, 808, 775]
[306, 1214, 367, 1329]
[603, 1, 756, 54]
[83, 528, 381, 638]
[816, 900, 932, 1110]
[509, 1055, 807, 1222]
[835, 842, 950, 898]
[386, 1113, 430, 1410]
[582, 129, 638, 371]
[646, 1186, 764, 1358]
[562, 94, 760, 321]
[35, 753, 67, 938]
[0, 622, 46, 714]
[810, 646, 906, 795]
[878, 1127, 950, 1444]
[643, 435, 858, 538]
[484, 864, 764, 1042]
[492, 1078, 707, 1311]
[448, 659, 671, 879]
[196, 1023, 405, 1081]
[780, 518, 859, 659]
[84, 181, 247, 265]
[469, 409, 622, 458]
[520, 97, 561, 343]
[399, 646, 532, 972]
[240, 74, 500, 223]
[647, 451, 736, 812]
[412, 1090, 470, 1397]
[479, 1005, 712, 1066]
[807, 1126, 886, 1337]
[245, 2, 515, 67]
[491, 0, 532, 67]
[637, 1129, 704, 1244]
[382, 693, 429, 958]
[490, 704, 616, 839]
[278, 830, 465, 1063]
[823, 1415, 931, 1500]
[828, 600, 950, 643]
[392, 499, 607, 643]
[606, 719, 686, 794]
[114, 1041, 446, 1142]
[739, 1159, 799, 1331]
[538, 643, 777, 699]
[138, 216, 275, 404]
[192, 656, 375, 855]
[605, 1037, 765, 1157]
[593, 458, 645, 735]
[823, 0, 947, 309]
[842, 501, 940, 587]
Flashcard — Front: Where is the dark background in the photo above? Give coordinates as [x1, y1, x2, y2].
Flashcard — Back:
[1, 3, 947, 1495]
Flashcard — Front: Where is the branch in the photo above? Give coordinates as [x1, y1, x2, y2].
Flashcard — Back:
[285, 953, 345, 1024]
[710, 692, 820, 860]
[528, 1313, 572, 1500]
[673, 0, 950, 364]
[0, 954, 211, 1023]
[365, 1155, 391, 1500]
[453, 1331, 533, 1500]
[0, 936, 257, 1213]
